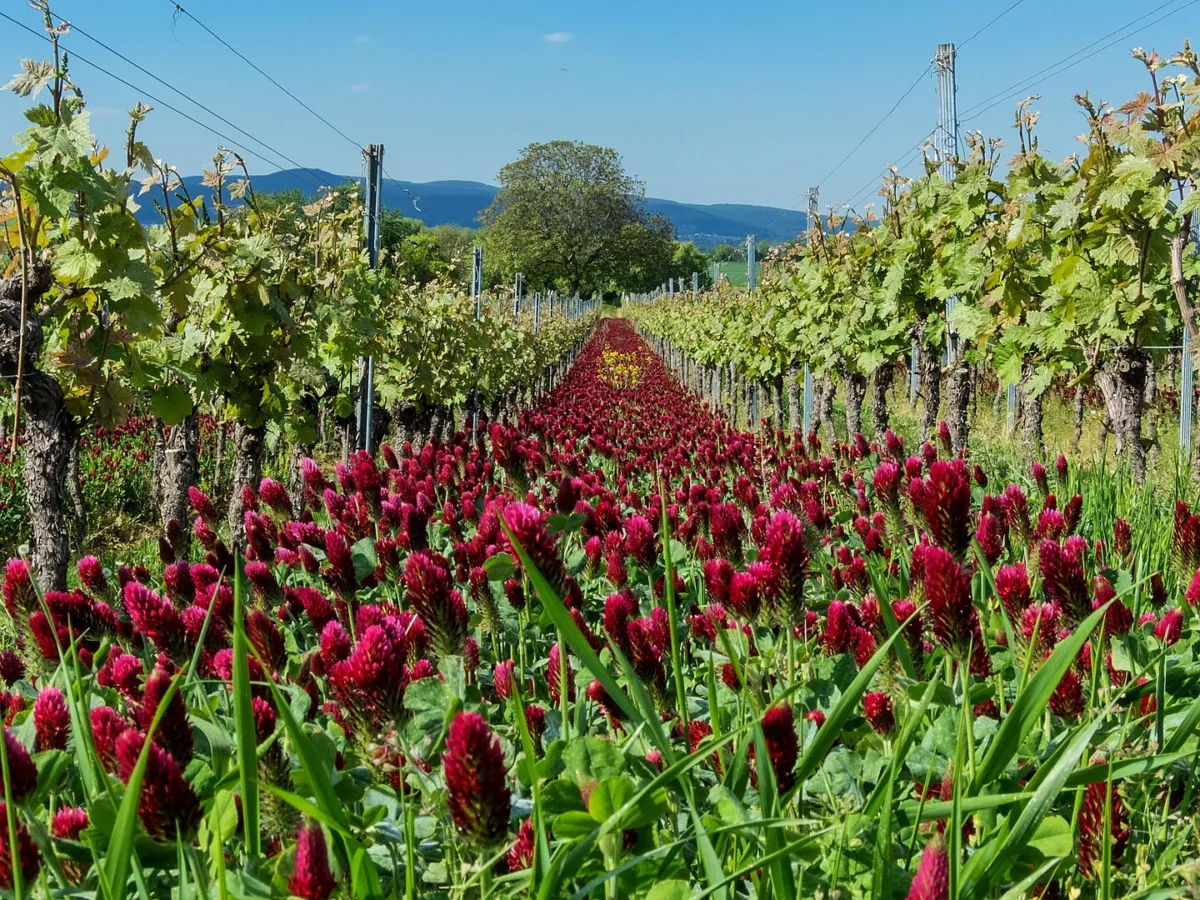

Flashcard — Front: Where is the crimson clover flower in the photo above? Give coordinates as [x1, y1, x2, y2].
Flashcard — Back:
[442, 711, 511, 845]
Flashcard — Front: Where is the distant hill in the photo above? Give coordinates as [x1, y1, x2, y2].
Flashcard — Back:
[148, 170, 808, 249]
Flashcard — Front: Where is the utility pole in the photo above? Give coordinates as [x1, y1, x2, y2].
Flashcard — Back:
[357, 143, 384, 453]
[937, 42, 959, 366]
[514, 272, 523, 316]
[803, 187, 818, 434]
[746, 235, 757, 292]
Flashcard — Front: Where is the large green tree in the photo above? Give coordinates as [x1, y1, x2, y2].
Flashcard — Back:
[482, 140, 646, 297]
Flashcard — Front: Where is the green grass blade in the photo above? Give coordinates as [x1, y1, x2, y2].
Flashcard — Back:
[869, 563, 918, 681]
[1064, 751, 1191, 788]
[789, 612, 909, 790]
[1165, 692, 1200, 753]
[871, 772, 894, 900]
[103, 670, 187, 898]
[502, 524, 642, 728]
[657, 484, 690, 728]
[960, 717, 1103, 900]
[230, 565, 261, 858]
[0, 727, 26, 900]
[863, 673, 938, 818]
[971, 600, 1110, 791]
[256, 654, 382, 899]
[753, 725, 796, 900]
[995, 859, 1061, 900]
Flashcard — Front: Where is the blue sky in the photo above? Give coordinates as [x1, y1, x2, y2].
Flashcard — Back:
[0, 0, 1197, 214]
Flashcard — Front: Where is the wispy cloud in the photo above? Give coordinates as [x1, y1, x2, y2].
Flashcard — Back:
[348, 82, 372, 93]
[89, 104, 122, 117]
[543, 31, 572, 43]
[354, 35, 370, 44]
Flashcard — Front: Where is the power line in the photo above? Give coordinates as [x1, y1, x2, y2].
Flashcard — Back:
[760, 62, 934, 233]
[815, 62, 933, 191]
[161, 2, 423, 215]
[957, 0, 1028, 50]
[829, 0, 1185, 216]
[841, 129, 936, 213]
[835, 0, 1196, 222]
[0, 10, 326, 192]
[959, 0, 1197, 124]
[165, 1, 365, 153]
[766, 1, 1028, 234]
[48, 11, 331, 193]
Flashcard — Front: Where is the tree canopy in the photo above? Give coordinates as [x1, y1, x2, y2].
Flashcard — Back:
[482, 140, 651, 297]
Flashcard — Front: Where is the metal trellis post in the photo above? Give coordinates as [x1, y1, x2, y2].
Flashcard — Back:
[803, 364, 813, 435]
[747, 235, 757, 292]
[910, 342, 919, 404]
[937, 42, 960, 365]
[471, 246, 483, 440]
[1183, 326, 1194, 454]
[803, 188, 819, 435]
[357, 142, 384, 453]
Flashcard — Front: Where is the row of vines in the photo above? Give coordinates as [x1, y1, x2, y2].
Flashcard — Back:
[627, 45, 1200, 486]
[0, 16, 595, 589]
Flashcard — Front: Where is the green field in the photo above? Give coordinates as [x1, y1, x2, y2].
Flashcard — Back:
[714, 259, 748, 285]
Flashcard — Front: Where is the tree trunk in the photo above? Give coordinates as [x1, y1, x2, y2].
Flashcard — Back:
[771, 374, 783, 430]
[1095, 345, 1148, 484]
[725, 363, 736, 419]
[869, 363, 894, 440]
[403, 402, 424, 446]
[844, 371, 867, 438]
[919, 343, 941, 444]
[1193, 387, 1200, 483]
[161, 411, 199, 558]
[289, 442, 310, 514]
[22, 375, 75, 591]
[811, 376, 825, 435]
[150, 426, 165, 519]
[429, 405, 453, 444]
[226, 422, 266, 551]
[213, 422, 226, 503]
[971, 364, 979, 421]
[1, 262, 73, 591]
[1072, 384, 1085, 454]
[945, 350, 970, 456]
[1144, 354, 1159, 471]
[1098, 416, 1111, 457]
[1018, 360, 1045, 459]
[66, 430, 86, 551]
[339, 419, 354, 463]
[819, 378, 836, 445]
[786, 362, 802, 433]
